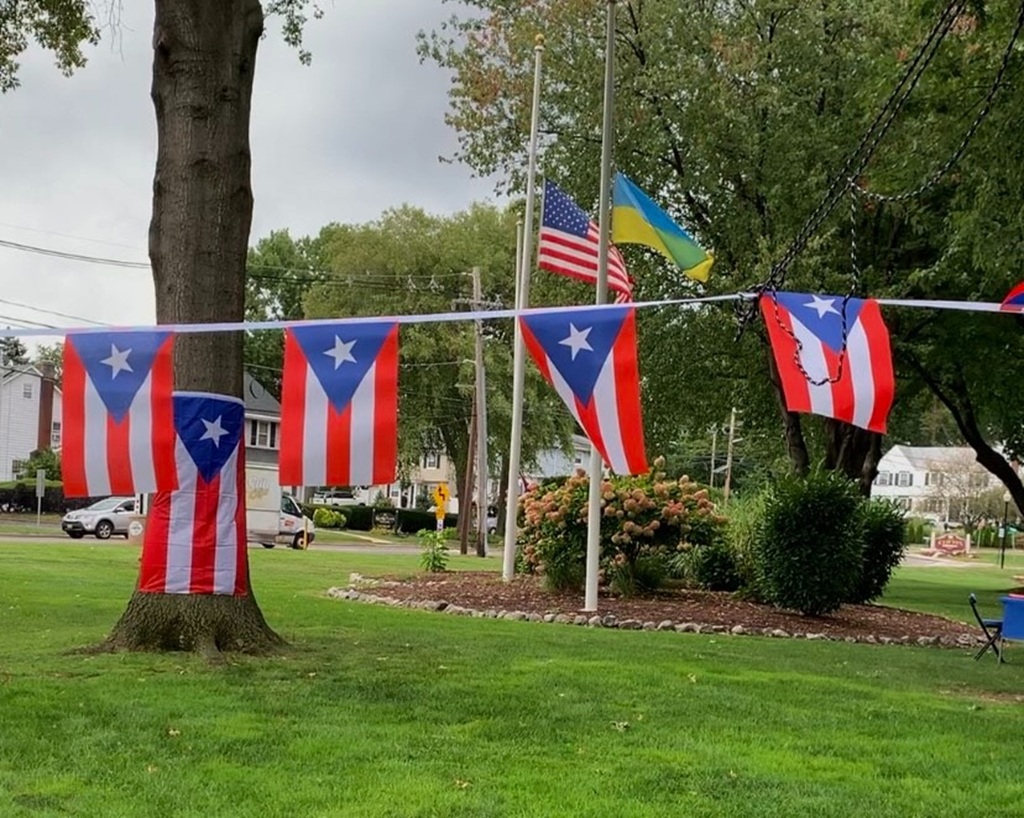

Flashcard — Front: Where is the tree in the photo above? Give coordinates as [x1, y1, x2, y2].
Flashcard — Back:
[245, 228, 330, 397]
[1, 336, 29, 365]
[299, 203, 577, 514]
[0, 1, 98, 92]
[21, 448, 61, 482]
[421, 1, 1024, 504]
[33, 343, 63, 385]
[95, 1, 320, 655]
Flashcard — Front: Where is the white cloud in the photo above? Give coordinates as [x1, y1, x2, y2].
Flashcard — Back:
[0, 1, 498, 349]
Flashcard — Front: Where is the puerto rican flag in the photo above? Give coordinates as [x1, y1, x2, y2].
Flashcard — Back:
[520, 306, 648, 475]
[760, 292, 895, 433]
[139, 392, 248, 595]
[1001, 282, 1024, 312]
[62, 331, 177, 498]
[279, 322, 398, 487]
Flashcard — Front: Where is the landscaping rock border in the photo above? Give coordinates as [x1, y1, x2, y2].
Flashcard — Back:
[326, 583, 984, 651]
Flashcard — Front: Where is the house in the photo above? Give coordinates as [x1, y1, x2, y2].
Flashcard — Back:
[0, 362, 61, 482]
[872, 445, 1007, 520]
[243, 372, 282, 470]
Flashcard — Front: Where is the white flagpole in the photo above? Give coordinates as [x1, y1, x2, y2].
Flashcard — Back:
[502, 35, 545, 582]
[584, 0, 617, 613]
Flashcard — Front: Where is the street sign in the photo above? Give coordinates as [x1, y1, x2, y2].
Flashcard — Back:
[35, 469, 46, 528]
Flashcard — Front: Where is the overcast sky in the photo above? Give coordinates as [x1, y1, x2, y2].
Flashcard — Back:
[0, 1, 498, 349]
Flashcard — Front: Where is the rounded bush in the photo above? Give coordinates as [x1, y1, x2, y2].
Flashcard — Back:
[690, 542, 743, 592]
[849, 500, 906, 604]
[312, 507, 345, 529]
[755, 471, 863, 616]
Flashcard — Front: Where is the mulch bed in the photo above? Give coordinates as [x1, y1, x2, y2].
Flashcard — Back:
[339, 571, 981, 646]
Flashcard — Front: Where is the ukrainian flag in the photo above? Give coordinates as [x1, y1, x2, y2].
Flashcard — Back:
[612, 173, 713, 283]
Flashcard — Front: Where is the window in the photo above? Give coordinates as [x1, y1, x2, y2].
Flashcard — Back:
[22, 382, 32, 399]
[423, 451, 441, 469]
[11, 459, 26, 479]
[896, 472, 913, 487]
[389, 484, 401, 498]
[248, 420, 278, 449]
[969, 473, 989, 488]
[876, 471, 892, 487]
[51, 421, 61, 446]
[924, 472, 943, 487]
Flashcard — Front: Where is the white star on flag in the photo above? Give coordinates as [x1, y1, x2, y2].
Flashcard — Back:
[558, 323, 594, 360]
[100, 345, 133, 379]
[805, 294, 841, 319]
[324, 336, 357, 369]
[200, 416, 229, 447]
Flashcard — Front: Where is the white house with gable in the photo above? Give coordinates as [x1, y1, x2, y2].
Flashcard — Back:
[872, 445, 1005, 520]
[0, 363, 62, 482]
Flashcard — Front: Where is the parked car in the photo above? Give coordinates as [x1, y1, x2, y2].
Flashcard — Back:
[62, 497, 136, 540]
[311, 489, 356, 507]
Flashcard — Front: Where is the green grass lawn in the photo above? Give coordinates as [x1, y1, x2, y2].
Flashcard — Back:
[3, 545, 1024, 817]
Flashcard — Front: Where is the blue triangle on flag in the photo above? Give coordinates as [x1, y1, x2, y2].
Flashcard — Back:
[69, 331, 172, 422]
[774, 292, 865, 354]
[522, 307, 629, 404]
[291, 323, 394, 413]
[173, 393, 244, 483]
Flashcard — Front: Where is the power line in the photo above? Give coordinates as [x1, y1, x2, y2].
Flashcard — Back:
[0, 296, 108, 326]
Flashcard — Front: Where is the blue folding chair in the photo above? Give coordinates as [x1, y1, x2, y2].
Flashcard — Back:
[970, 593, 1004, 662]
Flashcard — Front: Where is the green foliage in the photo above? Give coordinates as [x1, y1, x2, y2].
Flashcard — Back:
[312, 507, 346, 530]
[372, 492, 394, 509]
[417, 528, 450, 573]
[518, 459, 727, 595]
[0, 1, 99, 93]
[0, 336, 28, 365]
[20, 448, 61, 482]
[849, 501, 907, 604]
[304, 504, 373, 532]
[904, 517, 931, 546]
[33, 342, 63, 385]
[755, 471, 864, 616]
[688, 542, 744, 593]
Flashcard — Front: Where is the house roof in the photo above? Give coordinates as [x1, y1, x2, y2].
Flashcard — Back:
[885, 445, 977, 470]
[244, 373, 280, 417]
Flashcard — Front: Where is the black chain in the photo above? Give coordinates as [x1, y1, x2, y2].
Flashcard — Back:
[854, 0, 1024, 205]
[736, 0, 967, 333]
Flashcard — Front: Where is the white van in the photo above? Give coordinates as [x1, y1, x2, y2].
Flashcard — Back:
[246, 465, 316, 549]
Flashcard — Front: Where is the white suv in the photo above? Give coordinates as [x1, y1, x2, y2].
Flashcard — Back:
[61, 497, 136, 540]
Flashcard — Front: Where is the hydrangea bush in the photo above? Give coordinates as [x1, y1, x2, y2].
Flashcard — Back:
[518, 457, 727, 594]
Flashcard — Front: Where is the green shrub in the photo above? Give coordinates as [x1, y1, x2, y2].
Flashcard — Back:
[517, 458, 727, 595]
[754, 471, 863, 616]
[903, 516, 930, 546]
[689, 542, 743, 592]
[849, 501, 906, 604]
[724, 491, 768, 597]
[418, 528, 450, 573]
[312, 508, 346, 529]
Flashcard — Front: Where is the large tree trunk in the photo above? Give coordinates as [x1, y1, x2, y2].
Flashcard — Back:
[822, 420, 883, 496]
[103, 0, 282, 655]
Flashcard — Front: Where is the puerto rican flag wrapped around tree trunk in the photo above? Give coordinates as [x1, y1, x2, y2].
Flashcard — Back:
[139, 392, 249, 596]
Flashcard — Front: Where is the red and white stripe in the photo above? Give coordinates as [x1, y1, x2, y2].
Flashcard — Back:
[762, 297, 894, 434]
[538, 223, 634, 301]
[279, 326, 398, 486]
[61, 339, 176, 498]
[139, 434, 248, 595]
[521, 311, 648, 475]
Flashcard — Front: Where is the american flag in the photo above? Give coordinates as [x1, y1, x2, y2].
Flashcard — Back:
[537, 179, 634, 302]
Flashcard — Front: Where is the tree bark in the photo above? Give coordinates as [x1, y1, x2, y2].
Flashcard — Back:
[822, 420, 883, 496]
[765, 343, 810, 476]
[102, 0, 282, 655]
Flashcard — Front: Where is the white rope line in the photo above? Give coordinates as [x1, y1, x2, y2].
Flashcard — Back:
[1, 292, 1019, 338]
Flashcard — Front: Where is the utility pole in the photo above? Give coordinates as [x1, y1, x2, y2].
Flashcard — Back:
[723, 407, 740, 503]
[458, 398, 476, 556]
[471, 266, 489, 558]
[709, 425, 718, 489]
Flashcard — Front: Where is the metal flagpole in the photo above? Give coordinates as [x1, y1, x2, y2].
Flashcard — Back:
[584, 0, 617, 613]
[502, 35, 545, 582]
